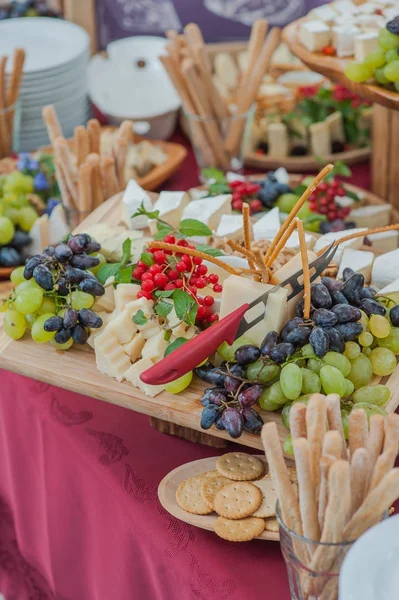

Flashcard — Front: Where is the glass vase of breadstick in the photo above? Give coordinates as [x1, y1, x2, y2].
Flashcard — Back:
[261, 396, 398, 600]
[162, 21, 280, 176]
[0, 48, 25, 159]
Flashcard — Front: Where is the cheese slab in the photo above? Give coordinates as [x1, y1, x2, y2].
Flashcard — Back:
[141, 331, 169, 363]
[122, 179, 153, 229]
[48, 204, 70, 245]
[181, 194, 232, 231]
[366, 230, 399, 253]
[337, 249, 375, 283]
[299, 21, 331, 52]
[309, 121, 331, 156]
[371, 249, 399, 289]
[271, 251, 318, 285]
[267, 123, 289, 158]
[94, 331, 131, 382]
[376, 278, 399, 304]
[326, 111, 345, 143]
[123, 332, 145, 362]
[253, 207, 280, 241]
[114, 283, 140, 313]
[349, 205, 391, 229]
[149, 191, 190, 233]
[124, 358, 165, 397]
[313, 228, 367, 264]
[215, 214, 244, 240]
[27, 214, 49, 256]
[354, 32, 378, 62]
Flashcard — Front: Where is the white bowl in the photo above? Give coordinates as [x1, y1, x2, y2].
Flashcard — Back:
[88, 36, 181, 140]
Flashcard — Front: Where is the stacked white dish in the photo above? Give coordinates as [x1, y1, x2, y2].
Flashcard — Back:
[0, 17, 90, 152]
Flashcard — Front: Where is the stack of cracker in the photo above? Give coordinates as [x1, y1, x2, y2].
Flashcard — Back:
[176, 451, 297, 542]
[42, 104, 132, 224]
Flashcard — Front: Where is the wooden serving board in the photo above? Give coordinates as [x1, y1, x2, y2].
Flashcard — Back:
[244, 146, 371, 172]
[158, 455, 279, 542]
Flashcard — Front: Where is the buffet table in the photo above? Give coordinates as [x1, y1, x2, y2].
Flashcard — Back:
[0, 135, 375, 600]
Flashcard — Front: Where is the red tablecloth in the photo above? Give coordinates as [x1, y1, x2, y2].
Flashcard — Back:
[0, 137, 372, 600]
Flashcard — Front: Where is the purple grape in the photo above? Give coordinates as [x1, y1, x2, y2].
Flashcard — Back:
[43, 316, 63, 332]
[359, 299, 386, 317]
[85, 241, 101, 254]
[260, 330, 279, 357]
[332, 304, 362, 323]
[200, 404, 220, 429]
[280, 317, 304, 342]
[54, 243, 73, 262]
[195, 366, 226, 387]
[70, 254, 100, 270]
[64, 266, 89, 284]
[43, 246, 56, 257]
[222, 407, 244, 438]
[33, 264, 53, 291]
[342, 267, 356, 282]
[229, 363, 246, 378]
[238, 384, 263, 408]
[201, 387, 226, 407]
[68, 234, 89, 254]
[269, 343, 295, 364]
[361, 287, 376, 300]
[54, 328, 72, 344]
[331, 291, 349, 305]
[334, 322, 363, 341]
[285, 325, 311, 347]
[321, 277, 343, 293]
[78, 309, 103, 329]
[56, 278, 69, 296]
[312, 308, 338, 328]
[9, 229, 31, 250]
[390, 305, 399, 327]
[342, 274, 364, 305]
[63, 308, 78, 329]
[215, 413, 225, 430]
[224, 376, 241, 394]
[34, 172, 49, 192]
[24, 254, 45, 279]
[242, 407, 264, 433]
[72, 325, 89, 345]
[325, 328, 345, 353]
[311, 283, 332, 309]
[309, 327, 329, 357]
[78, 278, 105, 297]
[296, 298, 315, 318]
[234, 345, 260, 365]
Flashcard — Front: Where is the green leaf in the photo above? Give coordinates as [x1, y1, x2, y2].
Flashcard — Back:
[164, 337, 188, 357]
[154, 301, 173, 317]
[179, 219, 212, 237]
[302, 214, 326, 225]
[293, 184, 307, 196]
[185, 301, 198, 326]
[333, 160, 352, 178]
[116, 265, 132, 283]
[196, 244, 224, 257]
[132, 310, 148, 326]
[208, 182, 231, 196]
[173, 288, 198, 326]
[132, 200, 160, 220]
[164, 329, 172, 342]
[140, 252, 155, 267]
[154, 289, 175, 298]
[96, 262, 121, 284]
[121, 238, 132, 264]
[201, 166, 226, 183]
[154, 221, 173, 240]
[343, 188, 360, 201]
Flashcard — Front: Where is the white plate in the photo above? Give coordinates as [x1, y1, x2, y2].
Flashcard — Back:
[339, 515, 399, 600]
[0, 17, 89, 74]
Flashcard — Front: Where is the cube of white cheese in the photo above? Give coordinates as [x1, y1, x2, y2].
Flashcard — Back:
[92, 280, 116, 313]
[337, 249, 375, 283]
[181, 194, 232, 231]
[309, 121, 331, 156]
[114, 284, 140, 313]
[267, 123, 289, 158]
[336, 196, 355, 209]
[349, 205, 391, 229]
[358, 15, 385, 32]
[332, 26, 360, 58]
[215, 214, 244, 240]
[372, 249, 399, 289]
[94, 331, 132, 382]
[107, 308, 138, 344]
[326, 112, 345, 143]
[123, 332, 145, 362]
[49, 204, 70, 245]
[149, 191, 190, 232]
[309, 4, 337, 24]
[332, 0, 357, 15]
[252, 207, 280, 241]
[27, 214, 49, 256]
[271, 251, 318, 285]
[170, 323, 196, 341]
[285, 231, 316, 251]
[122, 179, 153, 230]
[274, 167, 290, 186]
[314, 228, 367, 264]
[100, 231, 144, 261]
[354, 32, 378, 63]
[124, 358, 165, 397]
[367, 230, 399, 253]
[87, 311, 115, 348]
[220, 275, 288, 345]
[141, 331, 168, 362]
[299, 21, 332, 52]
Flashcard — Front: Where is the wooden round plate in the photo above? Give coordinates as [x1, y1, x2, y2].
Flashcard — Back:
[158, 455, 280, 542]
[0, 267, 14, 280]
[283, 19, 399, 111]
[244, 146, 371, 172]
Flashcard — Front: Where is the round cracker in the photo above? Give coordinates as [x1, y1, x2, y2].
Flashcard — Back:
[264, 517, 279, 533]
[216, 452, 264, 481]
[214, 482, 262, 519]
[204, 470, 220, 478]
[200, 475, 230, 510]
[176, 476, 213, 515]
[215, 516, 265, 542]
[251, 475, 278, 518]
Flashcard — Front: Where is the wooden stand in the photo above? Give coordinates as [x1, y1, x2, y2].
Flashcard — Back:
[371, 105, 399, 211]
[150, 418, 228, 448]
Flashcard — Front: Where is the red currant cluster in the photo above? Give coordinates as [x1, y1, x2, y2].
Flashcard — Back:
[309, 179, 351, 222]
[229, 180, 263, 213]
[132, 235, 222, 325]
[332, 84, 370, 109]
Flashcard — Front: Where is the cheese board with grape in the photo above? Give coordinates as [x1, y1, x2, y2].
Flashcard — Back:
[1, 164, 399, 451]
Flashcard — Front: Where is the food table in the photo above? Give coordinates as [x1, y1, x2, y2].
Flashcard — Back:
[0, 133, 386, 600]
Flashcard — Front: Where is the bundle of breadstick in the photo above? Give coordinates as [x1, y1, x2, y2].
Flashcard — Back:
[42, 104, 132, 223]
[262, 394, 399, 600]
[0, 48, 25, 159]
[162, 21, 281, 169]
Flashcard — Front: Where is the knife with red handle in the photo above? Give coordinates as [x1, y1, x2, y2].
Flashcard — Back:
[140, 244, 337, 385]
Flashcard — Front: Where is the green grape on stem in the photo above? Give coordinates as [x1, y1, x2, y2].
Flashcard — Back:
[341, 410, 350, 440]
[246, 361, 280, 383]
[344, 341, 361, 360]
[18, 206, 38, 232]
[50, 338, 74, 351]
[358, 310, 370, 333]
[375, 67, 390, 85]
[89, 253, 106, 275]
[352, 402, 387, 419]
[280, 363, 303, 400]
[217, 336, 254, 361]
[384, 59, 399, 82]
[369, 347, 396, 376]
[14, 288, 43, 314]
[301, 343, 315, 358]
[378, 327, 399, 353]
[165, 371, 193, 394]
[31, 313, 56, 343]
[281, 402, 292, 430]
[71, 291, 94, 310]
[10, 266, 26, 285]
[323, 351, 351, 377]
[344, 379, 355, 397]
[379, 29, 399, 51]
[362, 346, 371, 356]
[358, 331, 374, 347]
[301, 367, 321, 394]
[0, 216, 15, 244]
[4, 309, 26, 339]
[344, 62, 373, 83]
[15, 279, 40, 295]
[348, 354, 373, 388]
[353, 384, 390, 408]
[259, 382, 287, 411]
[38, 297, 56, 315]
[307, 357, 322, 374]
[365, 49, 386, 69]
[369, 314, 391, 339]
[320, 365, 347, 397]
[24, 312, 37, 330]
[283, 434, 294, 456]
[385, 48, 399, 62]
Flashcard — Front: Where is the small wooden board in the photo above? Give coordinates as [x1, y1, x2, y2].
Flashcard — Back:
[158, 454, 279, 542]
[245, 146, 371, 172]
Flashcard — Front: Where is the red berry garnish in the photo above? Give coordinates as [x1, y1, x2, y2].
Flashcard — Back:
[189, 277, 198, 286]
[196, 277, 206, 289]
[193, 256, 202, 265]
[141, 272, 154, 281]
[164, 282, 176, 291]
[203, 295, 214, 307]
[196, 305, 206, 319]
[209, 313, 219, 323]
[137, 290, 152, 300]
[232, 199, 243, 211]
[163, 235, 176, 244]
[132, 267, 145, 280]
[336, 187, 346, 197]
[229, 180, 243, 189]
[182, 254, 192, 266]
[154, 272, 168, 287]
[176, 262, 186, 273]
[250, 199, 263, 213]
[309, 192, 318, 202]
[188, 285, 197, 295]
[213, 283, 223, 293]
[149, 264, 162, 275]
[208, 273, 219, 284]
[175, 279, 183, 288]
[154, 250, 166, 264]
[331, 179, 339, 189]
[327, 188, 336, 198]
[320, 197, 329, 206]
[177, 239, 188, 247]
[141, 280, 155, 292]
[327, 211, 337, 221]
[168, 269, 179, 280]
[137, 260, 149, 270]
[196, 264, 208, 276]
[318, 183, 328, 192]
[319, 206, 328, 215]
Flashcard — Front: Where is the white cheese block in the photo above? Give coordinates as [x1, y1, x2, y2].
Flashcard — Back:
[332, 0, 357, 15]
[49, 204, 70, 245]
[107, 308, 138, 344]
[267, 123, 289, 158]
[299, 21, 332, 52]
[309, 121, 331, 156]
[336, 196, 355, 209]
[313, 228, 367, 264]
[285, 231, 317, 251]
[92, 278, 115, 313]
[181, 194, 232, 231]
[139, 321, 161, 339]
[125, 297, 154, 318]
[100, 231, 145, 261]
[372, 249, 399, 289]
[214, 52, 239, 90]
[83, 223, 126, 244]
[170, 323, 196, 341]
[150, 191, 190, 232]
[87, 311, 115, 349]
[349, 205, 391, 229]
[358, 15, 385, 32]
[309, 4, 337, 23]
[354, 32, 378, 63]
[123, 332, 145, 362]
[122, 179, 153, 229]
[189, 187, 208, 201]
[252, 207, 280, 241]
[332, 26, 360, 58]
[274, 167, 290, 186]
[219, 275, 288, 345]
[226, 171, 245, 183]
[124, 358, 165, 397]
[271, 251, 318, 285]
[27, 214, 49, 256]
[215, 214, 244, 240]
[141, 331, 168, 363]
[326, 111, 345, 143]
[367, 230, 399, 253]
[337, 249, 375, 283]
[114, 284, 140, 313]
[94, 331, 131, 382]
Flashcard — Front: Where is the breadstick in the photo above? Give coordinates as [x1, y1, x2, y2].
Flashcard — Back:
[100, 155, 120, 199]
[242, 203, 255, 271]
[77, 162, 92, 222]
[117, 120, 134, 145]
[326, 394, 347, 459]
[322, 430, 343, 460]
[236, 18, 268, 105]
[54, 137, 78, 204]
[369, 446, 397, 490]
[306, 394, 327, 493]
[113, 137, 128, 190]
[55, 162, 75, 211]
[318, 455, 335, 531]
[192, 43, 230, 121]
[87, 119, 101, 154]
[383, 413, 399, 454]
[42, 104, 63, 146]
[366, 414, 385, 474]
[86, 153, 103, 209]
[0, 56, 9, 157]
[293, 437, 320, 545]
[184, 22, 212, 72]
[348, 409, 368, 458]
[6, 48, 25, 108]
[296, 219, 311, 319]
[350, 447, 370, 516]
[74, 125, 90, 167]
[289, 403, 307, 441]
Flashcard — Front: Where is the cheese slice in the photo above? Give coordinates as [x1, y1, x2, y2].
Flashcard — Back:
[309, 122, 331, 156]
[181, 194, 232, 231]
[326, 112, 345, 143]
[49, 204, 70, 245]
[94, 331, 131, 382]
[114, 283, 140, 313]
[267, 123, 289, 158]
[213, 52, 238, 90]
[124, 358, 165, 397]
[100, 232, 147, 262]
[354, 32, 378, 62]
[332, 0, 357, 15]
[87, 311, 115, 349]
[309, 4, 337, 23]
[170, 323, 196, 341]
[337, 249, 375, 283]
[141, 331, 169, 363]
[83, 223, 126, 244]
[122, 179, 153, 229]
[349, 205, 391, 229]
[219, 275, 288, 345]
[314, 228, 367, 264]
[274, 167, 290, 186]
[336, 196, 355, 209]
[252, 207, 280, 241]
[271, 251, 318, 285]
[189, 187, 208, 201]
[285, 231, 316, 251]
[299, 21, 332, 52]
[226, 171, 245, 183]
[149, 191, 190, 233]
[122, 332, 145, 361]
[332, 26, 360, 58]
[27, 214, 49, 256]
[215, 214, 244, 240]
[367, 230, 399, 253]
[372, 249, 399, 289]
[92, 277, 116, 313]
[107, 308, 138, 344]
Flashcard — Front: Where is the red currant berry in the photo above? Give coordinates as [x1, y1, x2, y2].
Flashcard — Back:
[141, 280, 155, 292]
[327, 211, 337, 221]
[342, 207, 350, 217]
[132, 267, 145, 280]
[336, 187, 346, 197]
[208, 273, 219, 284]
[137, 290, 152, 300]
[182, 254, 192, 265]
[168, 269, 179, 280]
[163, 235, 176, 244]
[138, 260, 149, 270]
[327, 188, 336, 199]
[153, 250, 166, 264]
[213, 283, 223, 293]
[189, 277, 198, 286]
[319, 183, 328, 192]
[193, 256, 202, 265]
[176, 262, 186, 273]
[196, 264, 208, 276]
[250, 199, 262, 212]
[164, 282, 176, 291]
[175, 279, 183, 288]
[188, 285, 197, 295]
[232, 192, 242, 202]
[232, 199, 243, 211]
[209, 313, 219, 323]
[229, 180, 243, 189]
[141, 272, 154, 281]
[196, 305, 206, 319]
[331, 179, 339, 188]
[320, 197, 329, 206]
[148, 264, 162, 275]
[154, 272, 168, 287]
[177, 239, 188, 247]
[309, 192, 318, 202]
[196, 277, 206, 289]
[203, 295, 214, 307]
[197, 296, 204, 304]
[319, 206, 328, 215]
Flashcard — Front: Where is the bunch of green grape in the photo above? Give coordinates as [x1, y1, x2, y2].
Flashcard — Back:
[345, 20, 399, 88]
[0, 171, 39, 232]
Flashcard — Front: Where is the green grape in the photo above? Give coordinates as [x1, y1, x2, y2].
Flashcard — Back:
[320, 365, 347, 397]
[37, 297, 56, 315]
[276, 193, 299, 213]
[369, 347, 396, 376]
[22, 174, 34, 194]
[18, 206, 38, 232]
[307, 358, 322, 374]
[353, 384, 390, 407]
[344, 62, 373, 83]
[344, 341, 361, 360]
[369, 314, 391, 339]
[384, 59, 399, 81]
[89, 252, 106, 275]
[280, 363, 303, 400]
[15, 279, 40, 295]
[0, 215, 15, 244]
[57, 308, 67, 318]
[323, 351, 351, 377]
[301, 367, 321, 394]
[11, 194, 29, 209]
[358, 310, 370, 333]
[362, 346, 371, 356]
[3, 206, 20, 225]
[246, 360, 280, 383]
[395, 80, 399, 92]
[50, 338, 74, 351]
[348, 354, 373, 388]
[341, 410, 350, 440]
[374, 67, 390, 84]
[379, 29, 399, 51]
[71, 291, 94, 310]
[297, 200, 312, 220]
[165, 371, 193, 394]
[4, 171, 32, 194]
[217, 336, 255, 361]
[24, 312, 37, 330]
[378, 327, 399, 353]
[14, 287, 43, 314]
[10, 266, 26, 285]
[344, 378, 355, 397]
[31, 313, 56, 343]
[259, 382, 287, 411]
[301, 343, 315, 358]
[352, 402, 387, 419]
[4, 309, 26, 339]
[281, 402, 292, 430]
[385, 48, 399, 62]
[364, 49, 386, 68]
[283, 434, 294, 456]
[359, 331, 374, 347]
[0, 299, 7, 313]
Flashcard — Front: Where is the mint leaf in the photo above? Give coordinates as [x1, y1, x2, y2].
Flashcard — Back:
[154, 301, 173, 317]
[140, 252, 155, 267]
[132, 310, 148, 326]
[164, 337, 188, 357]
[342, 188, 360, 201]
[179, 219, 212, 237]
[164, 329, 172, 342]
[116, 265, 132, 283]
[154, 289, 175, 298]
[96, 262, 121, 284]
[121, 238, 132, 264]
[173, 289, 194, 321]
[196, 244, 224, 257]
[154, 222, 173, 240]
[132, 200, 160, 220]
[293, 184, 307, 196]
[208, 182, 231, 196]
[185, 301, 198, 326]
[201, 166, 225, 183]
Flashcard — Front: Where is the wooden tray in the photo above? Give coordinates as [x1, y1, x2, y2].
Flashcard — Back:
[0, 267, 14, 280]
[244, 146, 371, 172]
[283, 18, 399, 111]
[158, 455, 279, 542]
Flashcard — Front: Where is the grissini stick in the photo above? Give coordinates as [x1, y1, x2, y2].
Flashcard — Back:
[348, 409, 368, 458]
[42, 104, 63, 146]
[350, 447, 370, 516]
[77, 162, 92, 223]
[318, 455, 335, 531]
[86, 153, 103, 210]
[369, 446, 397, 490]
[326, 394, 347, 458]
[54, 137, 78, 205]
[117, 120, 134, 145]
[366, 414, 385, 476]
[5, 47, 25, 142]
[236, 18, 268, 105]
[383, 413, 399, 454]
[293, 437, 320, 547]
[0, 56, 8, 157]
[184, 22, 212, 72]
[289, 403, 307, 440]
[74, 125, 90, 167]
[87, 119, 101, 154]
[306, 393, 327, 494]
[100, 155, 120, 199]
[192, 43, 230, 122]
[54, 162, 75, 211]
[322, 430, 344, 461]
[113, 137, 128, 190]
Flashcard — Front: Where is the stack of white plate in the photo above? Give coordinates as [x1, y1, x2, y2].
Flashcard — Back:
[0, 17, 90, 152]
